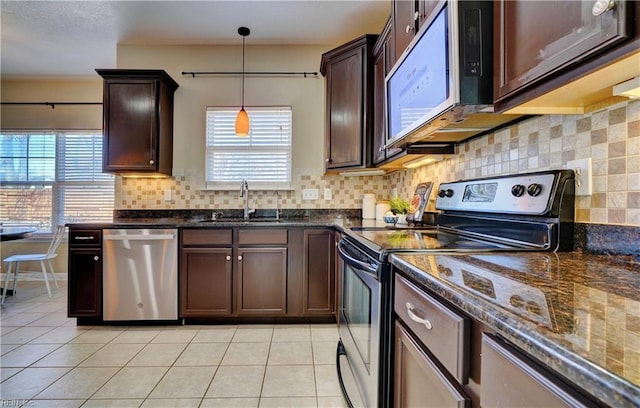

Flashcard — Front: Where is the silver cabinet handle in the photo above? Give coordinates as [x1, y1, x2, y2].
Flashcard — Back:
[226, 255, 231, 261]
[592, 0, 615, 15]
[406, 302, 432, 330]
[238, 255, 243, 261]
[149, 159, 155, 165]
[406, 24, 414, 34]
[93, 256, 99, 261]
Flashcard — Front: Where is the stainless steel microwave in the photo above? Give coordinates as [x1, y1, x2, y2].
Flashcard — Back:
[385, 0, 494, 148]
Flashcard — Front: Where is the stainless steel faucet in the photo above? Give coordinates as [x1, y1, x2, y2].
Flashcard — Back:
[239, 179, 255, 220]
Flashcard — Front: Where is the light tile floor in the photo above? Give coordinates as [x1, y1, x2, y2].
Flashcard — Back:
[0, 280, 348, 408]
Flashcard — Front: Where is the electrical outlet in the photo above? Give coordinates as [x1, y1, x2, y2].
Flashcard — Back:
[302, 188, 319, 200]
[164, 189, 172, 202]
[567, 158, 593, 196]
[324, 188, 332, 200]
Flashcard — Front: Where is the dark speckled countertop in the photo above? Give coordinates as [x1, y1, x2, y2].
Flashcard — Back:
[65, 209, 365, 231]
[390, 251, 640, 408]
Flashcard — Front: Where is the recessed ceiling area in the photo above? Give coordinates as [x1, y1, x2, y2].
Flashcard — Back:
[1, 0, 390, 77]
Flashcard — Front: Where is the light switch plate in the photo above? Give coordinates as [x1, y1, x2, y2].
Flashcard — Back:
[567, 158, 592, 196]
[324, 188, 332, 200]
[302, 188, 319, 200]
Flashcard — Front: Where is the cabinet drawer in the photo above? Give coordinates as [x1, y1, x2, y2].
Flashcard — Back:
[238, 229, 287, 245]
[395, 322, 470, 408]
[182, 229, 232, 246]
[69, 229, 102, 246]
[481, 333, 593, 407]
[394, 274, 469, 383]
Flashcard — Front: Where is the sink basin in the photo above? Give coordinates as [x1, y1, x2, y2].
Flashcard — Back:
[199, 218, 284, 223]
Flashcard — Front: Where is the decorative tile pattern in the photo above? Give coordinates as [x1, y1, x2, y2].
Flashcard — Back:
[389, 100, 640, 226]
[116, 100, 639, 226]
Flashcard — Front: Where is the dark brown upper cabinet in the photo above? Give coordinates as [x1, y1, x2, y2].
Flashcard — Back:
[392, 0, 440, 67]
[373, 17, 398, 166]
[494, 0, 638, 114]
[320, 35, 378, 171]
[96, 69, 179, 176]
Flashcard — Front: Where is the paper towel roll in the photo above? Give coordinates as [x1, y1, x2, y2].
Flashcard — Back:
[375, 203, 391, 220]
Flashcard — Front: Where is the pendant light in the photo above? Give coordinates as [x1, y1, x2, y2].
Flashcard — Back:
[235, 26, 250, 136]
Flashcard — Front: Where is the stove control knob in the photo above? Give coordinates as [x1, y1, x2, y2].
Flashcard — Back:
[511, 184, 526, 197]
[438, 189, 454, 198]
[527, 183, 543, 197]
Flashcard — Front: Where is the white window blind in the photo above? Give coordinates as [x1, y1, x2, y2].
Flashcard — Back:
[0, 131, 114, 232]
[206, 107, 292, 190]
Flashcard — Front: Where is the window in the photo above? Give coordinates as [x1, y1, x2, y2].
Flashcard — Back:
[0, 131, 114, 232]
[205, 107, 292, 190]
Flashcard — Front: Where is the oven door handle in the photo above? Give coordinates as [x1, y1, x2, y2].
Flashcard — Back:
[338, 239, 379, 277]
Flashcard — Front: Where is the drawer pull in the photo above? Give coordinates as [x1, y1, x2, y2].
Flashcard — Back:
[406, 302, 432, 330]
[74, 236, 94, 240]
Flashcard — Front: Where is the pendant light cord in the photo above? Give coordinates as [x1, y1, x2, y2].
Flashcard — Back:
[241, 35, 245, 108]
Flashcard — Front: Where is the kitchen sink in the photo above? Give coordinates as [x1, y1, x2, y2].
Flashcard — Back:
[199, 217, 285, 223]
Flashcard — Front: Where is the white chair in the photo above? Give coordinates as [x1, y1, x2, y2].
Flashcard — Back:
[1, 225, 66, 304]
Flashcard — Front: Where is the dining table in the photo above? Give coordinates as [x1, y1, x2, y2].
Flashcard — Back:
[0, 226, 37, 297]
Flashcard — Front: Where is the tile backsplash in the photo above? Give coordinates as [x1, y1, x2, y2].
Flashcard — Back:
[389, 100, 639, 227]
[117, 99, 639, 227]
[115, 172, 389, 211]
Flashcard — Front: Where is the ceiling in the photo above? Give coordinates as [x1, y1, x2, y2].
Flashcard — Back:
[1, 0, 390, 78]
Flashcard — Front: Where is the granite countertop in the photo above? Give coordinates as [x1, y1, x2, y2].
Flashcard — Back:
[390, 251, 640, 408]
[64, 209, 409, 233]
[65, 209, 366, 231]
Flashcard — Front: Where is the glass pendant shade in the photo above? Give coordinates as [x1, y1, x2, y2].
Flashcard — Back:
[235, 107, 250, 136]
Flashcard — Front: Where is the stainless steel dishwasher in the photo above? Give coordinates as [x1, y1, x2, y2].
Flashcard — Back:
[102, 228, 178, 321]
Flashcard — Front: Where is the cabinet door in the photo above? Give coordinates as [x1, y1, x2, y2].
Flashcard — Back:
[301, 230, 335, 316]
[393, 0, 417, 65]
[326, 48, 365, 169]
[373, 40, 387, 165]
[481, 333, 593, 407]
[373, 19, 403, 166]
[495, 0, 632, 100]
[417, 1, 440, 30]
[68, 248, 102, 317]
[236, 248, 287, 315]
[180, 248, 233, 317]
[103, 79, 158, 172]
[394, 322, 470, 408]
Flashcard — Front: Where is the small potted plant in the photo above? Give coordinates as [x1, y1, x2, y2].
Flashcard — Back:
[389, 196, 411, 224]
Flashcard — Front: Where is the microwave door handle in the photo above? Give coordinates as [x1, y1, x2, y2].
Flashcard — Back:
[337, 240, 378, 276]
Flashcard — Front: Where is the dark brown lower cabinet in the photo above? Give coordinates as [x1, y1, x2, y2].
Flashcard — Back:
[68, 248, 102, 317]
[180, 248, 232, 317]
[481, 333, 595, 407]
[68, 228, 102, 318]
[301, 229, 335, 316]
[236, 247, 287, 315]
[394, 322, 470, 408]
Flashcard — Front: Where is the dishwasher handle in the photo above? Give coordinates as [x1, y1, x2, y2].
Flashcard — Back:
[104, 233, 176, 241]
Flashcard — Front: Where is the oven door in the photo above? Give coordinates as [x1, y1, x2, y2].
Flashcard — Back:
[336, 238, 381, 408]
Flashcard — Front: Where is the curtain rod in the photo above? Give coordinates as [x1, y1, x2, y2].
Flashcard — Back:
[1, 102, 102, 109]
[181, 71, 318, 78]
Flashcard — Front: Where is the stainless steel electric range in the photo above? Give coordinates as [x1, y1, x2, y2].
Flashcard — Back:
[336, 170, 575, 408]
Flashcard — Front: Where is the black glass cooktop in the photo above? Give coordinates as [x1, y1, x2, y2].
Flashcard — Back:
[349, 227, 509, 252]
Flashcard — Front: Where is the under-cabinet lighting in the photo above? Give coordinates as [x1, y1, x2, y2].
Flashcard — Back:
[613, 76, 640, 99]
[402, 155, 444, 169]
[120, 173, 169, 179]
[338, 169, 387, 177]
